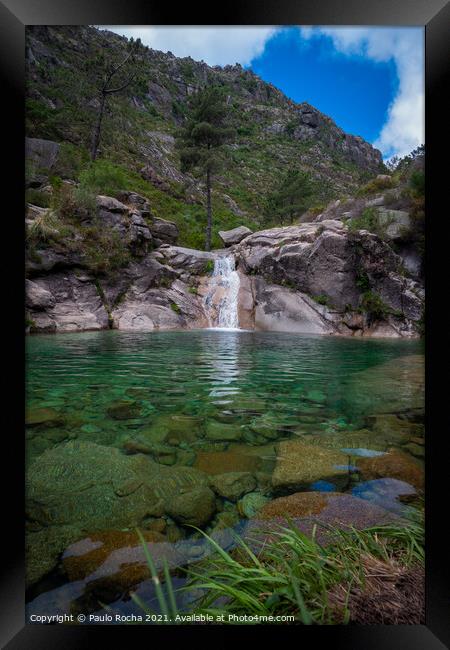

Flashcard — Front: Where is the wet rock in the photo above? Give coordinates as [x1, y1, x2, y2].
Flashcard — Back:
[194, 448, 261, 475]
[351, 478, 416, 514]
[26, 441, 209, 530]
[62, 529, 166, 582]
[26, 524, 81, 587]
[272, 440, 350, 492]
[237, 492, 270, 518]
[357, 449, 424, 489]
[26, 407, 64, 428]
[247, 492, 399, 546]
[210, 472, 256, 502]
[205, 421, 242, 442]
[106, 400, 142, 420]
[164, 486, 216, 527]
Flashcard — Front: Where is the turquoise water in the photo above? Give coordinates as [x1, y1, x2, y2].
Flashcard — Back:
[26, 329, 424, 453]
[25, 330, 424, 618]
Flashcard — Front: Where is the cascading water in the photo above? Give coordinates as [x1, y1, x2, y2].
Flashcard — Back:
[203, 255, 240, 329]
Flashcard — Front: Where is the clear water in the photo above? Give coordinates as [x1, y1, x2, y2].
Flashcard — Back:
[26, 330, 424, 448]
[25, 330, 424, 618]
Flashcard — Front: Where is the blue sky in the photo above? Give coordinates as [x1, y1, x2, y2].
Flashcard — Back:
[249, 28, 398, 145]
[101, 26, 424, 160]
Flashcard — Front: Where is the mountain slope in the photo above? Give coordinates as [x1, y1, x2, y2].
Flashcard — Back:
[25, 25, 385, 248]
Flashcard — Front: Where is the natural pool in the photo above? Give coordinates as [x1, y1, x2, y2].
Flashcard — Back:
[25, 330, 424, 620]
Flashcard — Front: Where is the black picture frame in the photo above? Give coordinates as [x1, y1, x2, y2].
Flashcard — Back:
[1, 0, 448, 647]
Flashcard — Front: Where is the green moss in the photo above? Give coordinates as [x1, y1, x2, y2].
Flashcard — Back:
[312, 294, 330, 306]
[170, 302, 181, 314]
[203, 259, 214, 274]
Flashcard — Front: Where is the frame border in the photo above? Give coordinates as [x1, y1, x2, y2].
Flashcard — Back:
[1, 0, 448, 646]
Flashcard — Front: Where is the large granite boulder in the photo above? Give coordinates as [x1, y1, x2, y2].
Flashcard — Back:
[219, 226, 252, 246]
[26, 271, 109, 332]
[26, 137, 60, 172]
[149, 216, 179, 246]
[235, 219, 423, 337]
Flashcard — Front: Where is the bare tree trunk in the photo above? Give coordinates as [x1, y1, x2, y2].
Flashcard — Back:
[205, 167, 212, 251]
[91, 92, 106, 161]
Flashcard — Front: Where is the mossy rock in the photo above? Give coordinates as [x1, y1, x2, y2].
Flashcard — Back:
[106, 400, 142, 420]
[210, 472, 257, 502]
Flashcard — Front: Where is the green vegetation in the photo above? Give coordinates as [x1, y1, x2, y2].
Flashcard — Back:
[359, 290, 390, 323]
[170, 302, 181, 314]
[203, 259, 214, 274]
[25, 26, 385, 251]
[348, 207, 382, 236]
[176, 86, 236, 250]
[312, 294, 330, 307]
[132, 519, 424, 624]
[265, 168, 315, 226]
[356, 175, 395, 196]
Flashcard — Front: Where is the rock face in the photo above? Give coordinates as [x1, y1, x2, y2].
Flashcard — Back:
[26, 272, 110, 332]
[233, 218, 423, 337]
[25, 137, 60, 172]
[26, 186, 423, 337]
[219, 226, 252, 247]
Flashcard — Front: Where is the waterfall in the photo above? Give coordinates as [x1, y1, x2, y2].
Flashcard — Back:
[203, 255, 240, 329]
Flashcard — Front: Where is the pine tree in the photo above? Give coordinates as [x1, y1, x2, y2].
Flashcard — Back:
[267, 169, 314, 225]
[176, 86, 235, 250]
[88, 37, 142, 161]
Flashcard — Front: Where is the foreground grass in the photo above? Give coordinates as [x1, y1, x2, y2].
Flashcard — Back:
[131, 517, 424, 625]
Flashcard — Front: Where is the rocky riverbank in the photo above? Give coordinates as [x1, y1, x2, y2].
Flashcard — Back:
[26, 179, 424, 338]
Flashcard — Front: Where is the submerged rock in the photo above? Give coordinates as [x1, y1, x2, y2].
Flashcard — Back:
[194, 448, 262, 475]
[26, 524, 81, 587]
[164, 486, 217, 527]
[271, 440, 351, 492]
[237, 492, 270, 518]
[246, 492, 399, 546]
[26, 407, 65, 428]
[210, 472, 256, 502]
[357, 448, 424, 489]
[106, 400, 142, 420]
[205, 420, 242, 442]
[26, 441, 209, 530]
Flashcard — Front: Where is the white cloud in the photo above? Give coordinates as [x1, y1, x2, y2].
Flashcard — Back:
[98, 26, 278, 67]
[299, 27, 424, 159]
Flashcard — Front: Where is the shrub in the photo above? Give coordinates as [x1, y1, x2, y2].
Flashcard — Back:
[203, 260, 214, 274]
[79, 224, 131, 274]
[25, 189, 51, 208]
[357, 176, 395, 196]
[78, 160, 130, 196]
[348, 207, 385, 238]
[359, 290, 390, 322]
[409, 170, 425, 198]
[170, 302, 181, 314]
[313, 294, 330, 306]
